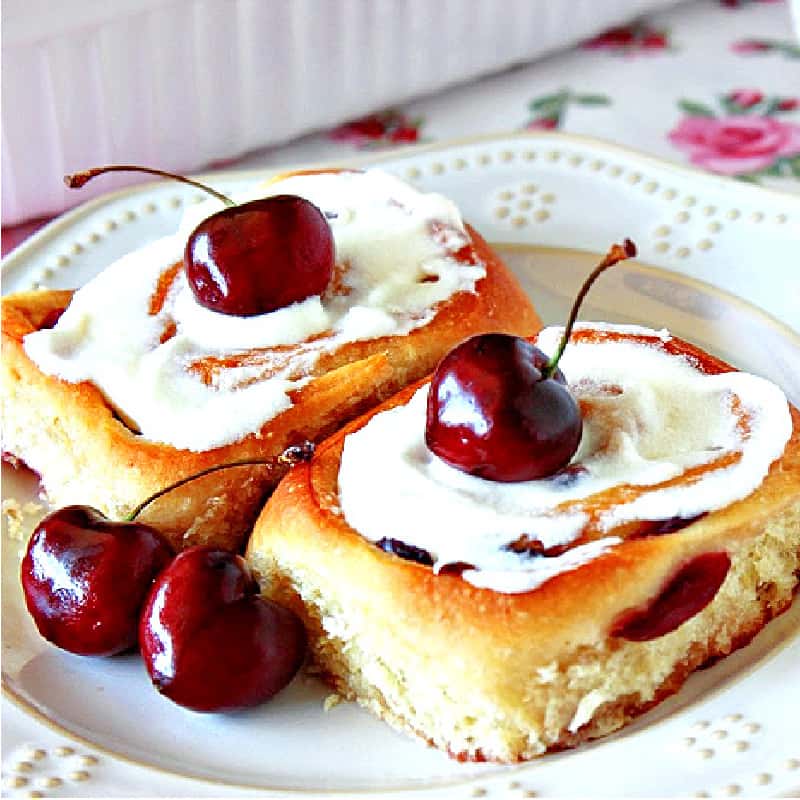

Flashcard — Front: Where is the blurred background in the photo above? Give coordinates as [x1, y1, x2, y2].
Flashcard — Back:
[2, 0, 799, 251]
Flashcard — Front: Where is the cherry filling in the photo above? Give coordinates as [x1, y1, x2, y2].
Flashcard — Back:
[633, 513, 707, 537]
[610, 551, 731, 642]
[542, 464, 588, 489]
[376, 538, 433, 566]
[40, 307, 66, 330]
[375, 514, 711, 570]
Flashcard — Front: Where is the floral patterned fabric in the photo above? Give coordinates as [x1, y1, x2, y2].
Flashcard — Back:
[668, 92, 800, 179]
[2, 0, 798, 253]
[235, 0, 800, 194]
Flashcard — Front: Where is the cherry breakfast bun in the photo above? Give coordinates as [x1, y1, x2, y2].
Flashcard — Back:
[247, 322, 800, 762]
[1, 168, 540, 553]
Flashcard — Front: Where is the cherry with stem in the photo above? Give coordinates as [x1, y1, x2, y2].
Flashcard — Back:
[20, 445, 310, 664]
[425, 239, 637, 482]
[65, 164, 335, 317]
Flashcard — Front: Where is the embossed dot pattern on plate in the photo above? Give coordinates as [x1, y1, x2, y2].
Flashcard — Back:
[682, 711, 769, 789]
[1, 746, 99, 796]
[494, 182, 556, 227]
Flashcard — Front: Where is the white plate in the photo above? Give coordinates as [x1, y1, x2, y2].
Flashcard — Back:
[3, 133, 800, 799]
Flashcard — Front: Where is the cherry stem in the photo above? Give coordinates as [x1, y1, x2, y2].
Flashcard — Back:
[542, 238, 637, 379]
[64, 165, 235, 208]
[124, 441, 316, 522]
[125, 459, 272, 522]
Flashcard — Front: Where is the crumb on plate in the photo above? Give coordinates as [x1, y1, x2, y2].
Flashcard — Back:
[323, 693, 343, 712]
[2, 498, 42, 540]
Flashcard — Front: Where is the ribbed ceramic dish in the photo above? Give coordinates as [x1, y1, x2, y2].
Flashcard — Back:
[2, 133, 799, 798]
[1, 0, 678, 224]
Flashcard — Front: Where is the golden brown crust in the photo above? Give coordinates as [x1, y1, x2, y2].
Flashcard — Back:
[1, 227, 540, 552]
[247, 341, 800, 762]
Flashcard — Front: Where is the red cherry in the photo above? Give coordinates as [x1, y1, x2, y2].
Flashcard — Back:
[21, 506, 173, 656]
[426, 334, 582, 481]
[139, 546, 306, 712]
[184, 194, 334, 316]
[425, 239, 637, 482]
[65, 166, 335, 317]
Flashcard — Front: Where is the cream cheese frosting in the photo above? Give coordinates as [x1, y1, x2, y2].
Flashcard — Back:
[23, 169, 485, 450]
[337, 323, 792, 594]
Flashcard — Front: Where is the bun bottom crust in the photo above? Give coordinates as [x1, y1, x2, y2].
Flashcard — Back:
[247, 368, 800, 762]
[1, 228, 540, 552]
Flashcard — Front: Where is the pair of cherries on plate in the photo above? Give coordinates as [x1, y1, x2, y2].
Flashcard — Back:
[22, 167, 321, 712]
[22, 504, 306, 712]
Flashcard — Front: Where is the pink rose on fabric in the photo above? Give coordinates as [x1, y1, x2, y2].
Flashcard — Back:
[668, 115, 800, 174]
[582, 24, 670, 53]
[582, 26, 636, 49]
[721, 0, 782, 7]
[329, 111, 423, 147]
[728, 89, 764, 108]
[732, 39, 772, 53]
[526, 117, 558, 130]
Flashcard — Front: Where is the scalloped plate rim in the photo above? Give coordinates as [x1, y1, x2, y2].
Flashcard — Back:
[4, 131, 800, 281]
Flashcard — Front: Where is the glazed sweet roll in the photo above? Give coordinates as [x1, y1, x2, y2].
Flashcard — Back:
[247, 323, 799, 761]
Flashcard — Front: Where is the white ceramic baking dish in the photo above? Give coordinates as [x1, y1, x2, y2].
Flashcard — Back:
[2, 0, 679, 225]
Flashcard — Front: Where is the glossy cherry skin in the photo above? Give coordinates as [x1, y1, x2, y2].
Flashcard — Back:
[21, 506, 173, 656]
[185, 194, 334, 316]
[425, 333, 583, 481]
[139, 546, 306, 712]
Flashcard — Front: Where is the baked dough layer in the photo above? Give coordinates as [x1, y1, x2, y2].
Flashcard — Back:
[247, 352, 800, 762]
[1, 227, 540, 552]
